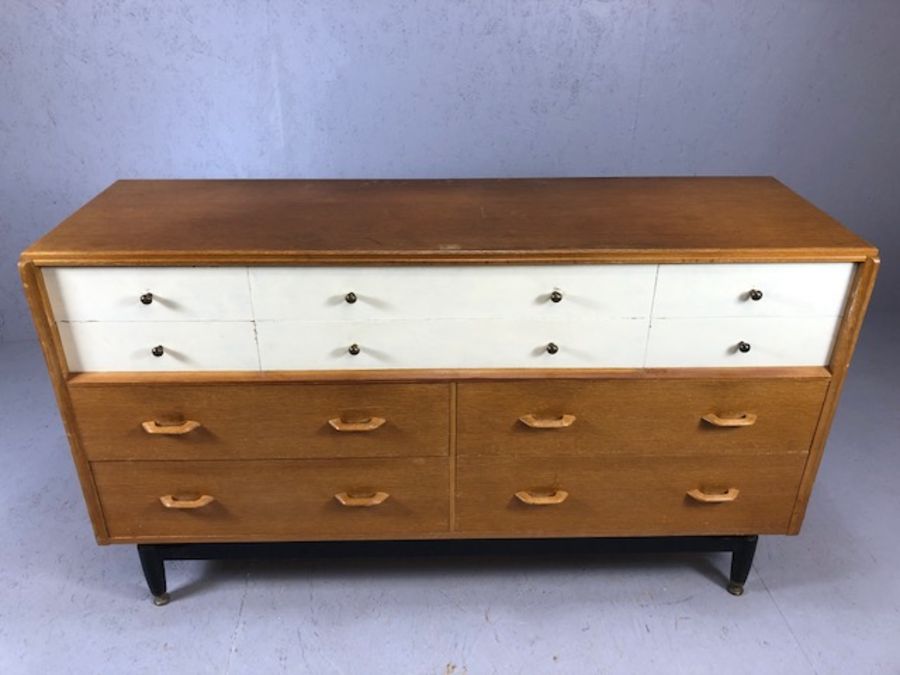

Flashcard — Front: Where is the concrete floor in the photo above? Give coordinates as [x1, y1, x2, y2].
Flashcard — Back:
[0, 317, 898, 674]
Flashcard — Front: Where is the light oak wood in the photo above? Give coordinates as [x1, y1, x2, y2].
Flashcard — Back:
[334, 491, 391, 507]
[92, 458, 449, 541]
[456, 454, 806, 536]
[328, 416, 387, 432]
[66, 365, 833, 385]
[518, 413, 576, 429]
[18, 260, 109, 542]
[17, 179, 880, 551]
[70, 383, 450, 461]
[458, 378, 829, 456]
[514, 490, 570, 506]
[159, 494, 215, 509]
[142, 420, 202, 435]
[788, 256, 880, 532]
[701, 413, 758, 428]
[686, 487, 740, 503]
[20, 178, 876, 265]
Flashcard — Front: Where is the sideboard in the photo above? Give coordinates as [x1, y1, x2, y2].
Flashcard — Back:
[20, 178, 879, 604]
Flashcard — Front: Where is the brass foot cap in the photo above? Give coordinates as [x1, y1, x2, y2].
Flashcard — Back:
[152, 593, 170, 606]
[727, 582, 745, 596]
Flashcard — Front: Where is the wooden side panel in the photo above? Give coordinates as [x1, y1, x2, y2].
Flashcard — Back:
[18, 260, 109, 542]
[788, 257, 880, 532]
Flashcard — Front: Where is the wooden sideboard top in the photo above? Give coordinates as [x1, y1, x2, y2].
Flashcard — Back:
[21, 177, 877, 265]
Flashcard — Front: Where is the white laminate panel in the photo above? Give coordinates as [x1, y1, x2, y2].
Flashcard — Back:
[644, 317, 842, 367]
[43, 267, 254, 321]
[256, 318, 649, 370]
[249, 265, 657, 321]
[57, 321, 260, 372]
[652, 263, 854, 318]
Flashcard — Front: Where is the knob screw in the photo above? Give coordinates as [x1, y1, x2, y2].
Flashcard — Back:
[345, 292, 357, 304]
[749, 289, 763, 301]
[140, 293, 153, 305]
[737, 341, 751, 353]
[348, 343, 360, 355]
[546, 342, 559, 355]
[151, 345, 164, 357]
[550, 290, 563, 303]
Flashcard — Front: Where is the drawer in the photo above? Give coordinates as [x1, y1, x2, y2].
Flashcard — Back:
[645, 317, 841, 367]
[92, 457, 450, 541]
[43, 267, 254, 321]
[256, 318, 648, 370]
[653, 263, 854, 318]
[71, 383, 450, 460]
[457, 378, 828, 456]
[456, 454, 806, 536]
[249, 265, 657, 321]
[57, 321, 259, 372]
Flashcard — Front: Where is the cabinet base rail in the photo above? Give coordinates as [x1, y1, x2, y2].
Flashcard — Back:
[137, 534, 759, 605]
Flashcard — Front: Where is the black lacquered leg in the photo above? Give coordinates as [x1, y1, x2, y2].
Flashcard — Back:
[727, 535, 758, 596]
[138, 545, 169, 606]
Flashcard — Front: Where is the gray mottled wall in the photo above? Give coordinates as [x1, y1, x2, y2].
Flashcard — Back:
[2, 1, 898, 343]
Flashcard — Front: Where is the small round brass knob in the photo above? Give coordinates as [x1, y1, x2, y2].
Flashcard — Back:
[345, 292, 357, 304]
[737, 341, 751, 353]
[749, 289, 763, 301]
[348, 343, 360, 355]
[151, 345, 164, 357]
[546, 342, 559, 355]
[550, 290, 563, 303]
[140, 293, 154, 305]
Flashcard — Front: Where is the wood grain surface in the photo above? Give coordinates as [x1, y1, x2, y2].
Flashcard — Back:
[457, 378, 829, 456]
[21, 178, 876, 265]
[456, 453, 807, 536]
[71, 382, 450, 461]
[93, 457, 450, 541]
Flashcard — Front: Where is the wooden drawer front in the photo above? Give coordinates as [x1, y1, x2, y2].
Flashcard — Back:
[257, 318, 648, 370]
[43, 267, 254, 321]
[457, 378, 827, 457]
[456, 455, 805, 536]
[71, 383, 450, 460]
[57, 321, 259, 372]
[93, 458, 450, 541]
[645, 317, 841, 367]
[249, 265, 657, 321]
[653, 263, 854, 318]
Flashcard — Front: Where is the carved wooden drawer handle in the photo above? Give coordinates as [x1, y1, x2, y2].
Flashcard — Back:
[328, 416, 386, 432]
[686, 488, 740, 503]
[701, 412, 757, 428]
[515, 489, 569, 505]
[334, 491, 390, 507]
[159, 494, 215, 509]
[142, 420, 202, 435]
[518, 414, 576, 429]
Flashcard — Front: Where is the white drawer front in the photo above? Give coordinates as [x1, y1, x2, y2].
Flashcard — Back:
[57, 322, 259, 372]
[249, 265, 657, 321]
[645, 317, 841, 367]
[652, 263, 854, 317]
[256, 319, 649, 370]
[43, 267, 253, 321]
